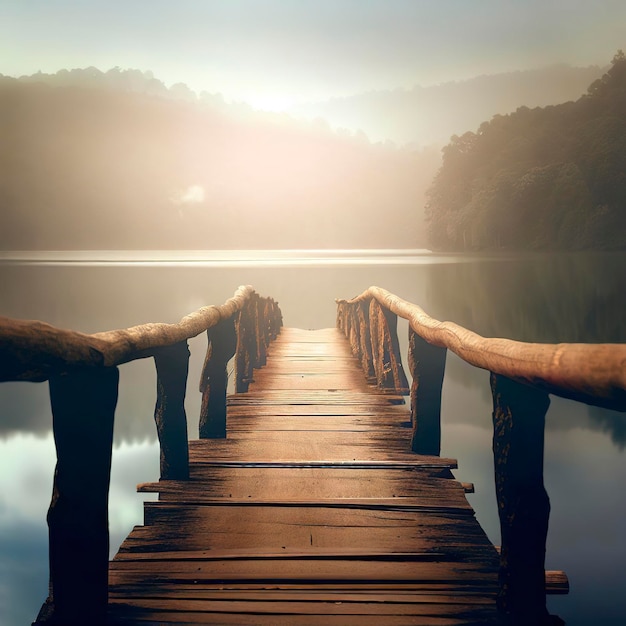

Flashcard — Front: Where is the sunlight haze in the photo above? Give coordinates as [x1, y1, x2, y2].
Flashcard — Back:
[2, 0, 625, 107]
[1, 4, 626, 625]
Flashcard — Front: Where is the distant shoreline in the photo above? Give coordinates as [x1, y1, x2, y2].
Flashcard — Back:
[0, 249, 620, 268]
[0, 249, 435, 267]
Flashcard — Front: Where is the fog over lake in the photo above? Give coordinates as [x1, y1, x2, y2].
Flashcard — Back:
[0, 250, 624, 625]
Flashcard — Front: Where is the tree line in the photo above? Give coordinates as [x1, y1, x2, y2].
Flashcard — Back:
[426, 52, 626, 251]
[0, 70, 436, 250]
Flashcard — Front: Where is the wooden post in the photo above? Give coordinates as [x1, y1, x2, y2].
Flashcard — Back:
[199, 318, 237, 438]
[336, 301, 345, 332]
[337, 301, 349, 336]
[235, 301, 256, 393]
[368, 299, 381, 382]
[254, 295, 267, 368]
[44, 366, 118, 625]
[491, 373, 554, 624]
[153, 341, 190, 480]
[356, 301, 375, 383]
[409, 328, 447, 455]
[271, 299, 283, 338]
[368, 299, 409, 394]
[261, 299, 272, 347]
[348, 304, 361, 359]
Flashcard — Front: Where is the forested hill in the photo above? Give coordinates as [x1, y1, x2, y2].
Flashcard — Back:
[426, 52, 626, 251]
[0, 68, 437, 250]
[291, 64, 602, 146]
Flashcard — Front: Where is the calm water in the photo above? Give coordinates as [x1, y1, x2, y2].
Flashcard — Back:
[0, 251, 624, 625]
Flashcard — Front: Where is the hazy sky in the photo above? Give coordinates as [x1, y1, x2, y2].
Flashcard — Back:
[2, 0, 625, 110]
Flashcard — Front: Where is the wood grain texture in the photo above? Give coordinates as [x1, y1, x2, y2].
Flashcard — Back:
[103, 327, 519, 624]
[338, 286, 626, 411]
[44, 366, 119, 625]
[0, 286, 282, 382]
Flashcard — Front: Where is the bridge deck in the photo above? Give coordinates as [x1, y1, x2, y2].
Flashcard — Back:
[108, 327, 503, 624]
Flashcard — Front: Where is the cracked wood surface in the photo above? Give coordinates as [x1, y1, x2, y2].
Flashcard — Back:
[108, 327, 505, 625]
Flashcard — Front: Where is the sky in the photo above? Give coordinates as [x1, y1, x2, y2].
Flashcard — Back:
[2, 0, 625, 111]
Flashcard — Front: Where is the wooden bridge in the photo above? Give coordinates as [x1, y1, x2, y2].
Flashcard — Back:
[1, 285, 625, 625]
[109, 325, 502, 625]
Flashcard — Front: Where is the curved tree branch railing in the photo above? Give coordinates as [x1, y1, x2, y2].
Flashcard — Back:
[337, 286, 625, 625]
[0, 285, 282, 626]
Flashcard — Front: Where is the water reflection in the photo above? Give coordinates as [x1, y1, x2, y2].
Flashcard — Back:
[424, 252, 625, 343]
[0, 252, 624, 625]
[422, 253, 626, 449]
[0, 434, 158, 625]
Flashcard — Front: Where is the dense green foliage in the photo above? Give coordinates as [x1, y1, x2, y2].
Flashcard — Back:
[426, 52, 626, 251]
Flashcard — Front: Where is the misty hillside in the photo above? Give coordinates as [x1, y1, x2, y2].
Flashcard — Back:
[0, 69, 438, 250]
[426, 52, 626, 251]
[291, 65, 603, 145]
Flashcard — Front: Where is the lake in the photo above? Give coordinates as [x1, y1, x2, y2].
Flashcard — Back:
[0, 250, 624, 625]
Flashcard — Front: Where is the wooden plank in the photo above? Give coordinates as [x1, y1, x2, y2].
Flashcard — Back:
[106, 596, 504, 617]
[187, 438, 457, 466]
[109, 581, 500, 593]
[545, 570, 569, 594]
[132, 497, 474, 514]
[224, 414, 411, 428]
[113, 549, 454, 562]
[109, 559, 498, 582]
[108, 587, 497, 604]
[106, 608, 501, 626]
[227, 393, 406, 405]
[226, 405, 408, 416]
[118, 506, 495, 558]
[248, 373, 368, 390]
[137, 466, 468, 503]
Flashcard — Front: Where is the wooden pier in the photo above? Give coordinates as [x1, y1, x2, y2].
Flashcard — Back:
[108, 327, 501, 624]
[2, 284, 624, 625]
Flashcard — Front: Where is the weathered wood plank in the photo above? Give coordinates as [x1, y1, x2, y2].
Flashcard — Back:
[105, 326, 523, 624]
[137, 466, 469, 504]
[110, 558, 498, 581]
[106, 608, 500, 626]
[107, 596, 504, 616]
[187, 437, 457, 465]
[118, 506, 495, 559]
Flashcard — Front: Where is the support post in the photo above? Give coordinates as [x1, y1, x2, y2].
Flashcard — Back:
[270, 299, 283, 338]
[346, 304, 359, 358]
[368, 299, 409, 394]
[261, 299, 272, 347]
[199, 318, 237, 438]
[356, 301, 375, 383]
[43, 366, 118, 625]
[409, 328, 447, 455]
[336, 301, 344, 333]
[253, 295, 267, 368]
[491, 373, 558, 624]
[235, 301, 255, 393]
[153, 341, 190, 480]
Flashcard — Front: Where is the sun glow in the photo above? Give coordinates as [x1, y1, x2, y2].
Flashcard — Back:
[244, 93, 301, 113]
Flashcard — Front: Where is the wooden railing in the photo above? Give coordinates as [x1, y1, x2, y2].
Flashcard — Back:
[337, 286, 626, 625]
[0, 285, 282, 625]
